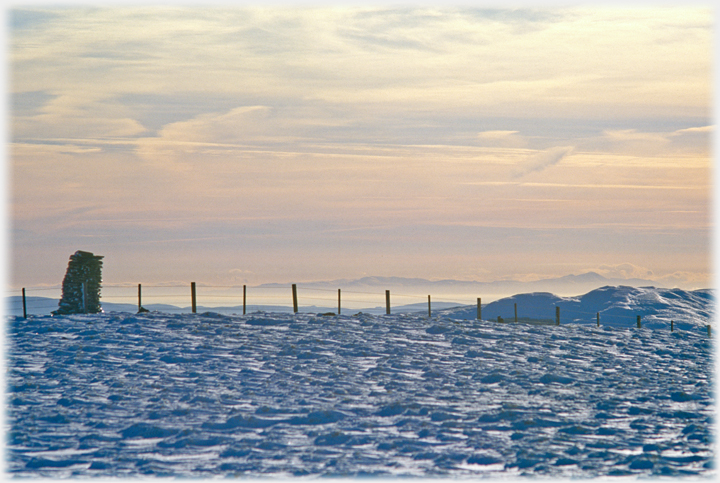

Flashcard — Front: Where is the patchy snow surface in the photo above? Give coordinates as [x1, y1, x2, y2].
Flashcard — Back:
[7, 306, 714, 478]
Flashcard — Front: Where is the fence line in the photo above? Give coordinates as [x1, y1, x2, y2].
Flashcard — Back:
[9, 284, 674, 319]
[4, 283, 698, 319]
[12, 284, 471, 312]
[3, 283, 526, 308]
[6, 283, 703, 319]
[7, 283, 712, 336]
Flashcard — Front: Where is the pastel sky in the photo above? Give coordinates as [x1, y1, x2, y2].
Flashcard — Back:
[8, 5, 713, 290]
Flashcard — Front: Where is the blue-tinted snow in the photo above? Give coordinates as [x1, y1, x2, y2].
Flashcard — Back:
[7, 307, 714, 477]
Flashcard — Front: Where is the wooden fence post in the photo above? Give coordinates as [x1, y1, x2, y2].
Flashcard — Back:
[671, 320, 674, 332]
[428, 295, 431, 318]
[292, 284, 298, 313]
[385, 290, 390, 315]
[514, 303, 518, 323]
[243, 285, 247, 315]
[707, 325, 711, 337]
[477, 297, 481, 320]
[136, 284, 150, 313]
[637, 315, 641, 328]
[555, 306, 560, 326]
[22, 288, 27, 319]
[338, 289, 341, 315]
[596, 312, 599, 327]
[191, 282, 196, 313]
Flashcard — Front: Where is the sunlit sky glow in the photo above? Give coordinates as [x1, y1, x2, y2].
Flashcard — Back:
[8, 5, 713, 290]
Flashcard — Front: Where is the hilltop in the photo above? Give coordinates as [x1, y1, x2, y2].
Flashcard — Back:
[440, 285, 712, 331]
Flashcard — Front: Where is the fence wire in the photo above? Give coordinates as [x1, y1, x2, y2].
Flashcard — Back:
[6, 282, 711, 334]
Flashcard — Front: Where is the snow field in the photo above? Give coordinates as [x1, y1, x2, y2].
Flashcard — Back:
[7, 310, 714, 477]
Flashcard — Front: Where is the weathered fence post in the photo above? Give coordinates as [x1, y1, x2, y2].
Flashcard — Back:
[514, 303, 518, 323]
[477, 297, 481, 320]
[637, 315, 641, 328]
[707, 325, 711, 337]
[596, 312, 599, 327]
[191, 282, 197, 313]
[556, 306, 560, 326]
[338, 289, 341, 315]
[385, 290, 391, 315]
[137, 284, 149, 313]
[671, 320, 674, 332]
[243, 285, 247, 315]
[428, 295, 431, 318]
[21, 288, 27, 319]
[292, 284, 298, 313]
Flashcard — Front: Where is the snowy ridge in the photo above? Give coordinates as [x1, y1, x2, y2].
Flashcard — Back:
[439, 286, 713, 331]
[7, 307, 713, 478]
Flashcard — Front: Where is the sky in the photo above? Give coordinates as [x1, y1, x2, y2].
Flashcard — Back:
[6, 4, 714, 292]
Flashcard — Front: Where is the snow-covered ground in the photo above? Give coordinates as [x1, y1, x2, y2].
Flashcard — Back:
[6, 290, 714, 478]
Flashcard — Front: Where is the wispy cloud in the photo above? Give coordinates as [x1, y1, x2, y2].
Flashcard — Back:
[11, 6, 712, 128]
[579, 125, 713, 156]
[477, 130, 519, 139]
[8, 6, 712, 289]
[672, 125, 714, 135]
[512, 146, 573, 177]
[477, 130, 526, 148]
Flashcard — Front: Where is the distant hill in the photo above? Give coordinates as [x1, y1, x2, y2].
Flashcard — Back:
[438, 286, 713, 331]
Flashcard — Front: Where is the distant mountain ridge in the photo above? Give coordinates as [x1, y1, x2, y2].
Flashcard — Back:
[258, 271, 661, 296]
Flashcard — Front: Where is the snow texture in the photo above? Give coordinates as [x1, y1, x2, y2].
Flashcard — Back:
[6, 290, 715, 478]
